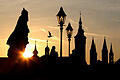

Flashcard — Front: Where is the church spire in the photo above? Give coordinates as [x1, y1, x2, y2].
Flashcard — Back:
[102, 37, 108, 64]
[79, 11, 82, 26]
[74, 12, 87, 65]
[47, 40, 48, 47]
[78, 11, 84, 35]
[102, 38, 107, 50]
[90, 37, 97, 66]
[109, 43, 114, 64]
[35, 41, 37, 50]
[110, 43, 113, 53]
[33, 41, 38, 57]
[45, 40, 50, 56]
[91, 38, 96, 51]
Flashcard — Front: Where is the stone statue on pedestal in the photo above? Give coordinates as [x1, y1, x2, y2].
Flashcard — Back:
[7, 8, 30, 59]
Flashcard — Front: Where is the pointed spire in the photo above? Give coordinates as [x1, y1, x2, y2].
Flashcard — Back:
[45, 40, 50, 56]
[47, 40, 48, 47]
[91, 37, 95, 47]
[79, 11, 82, 26]
[110, 43, 113, 53]
[76, 11, 84, 35]
[91, 37, 96, 52]
[92, 37, 94, 44]
[90, 37, 97, 65]
[80, 11, 81, 16]
[109, 43, 114, 64]
[92, 37, 94, 43]
[33, 41, 38, 56]
[102, 37, 108, 64]
[102, 37, 107, 50]
[35, 41, 37, 50]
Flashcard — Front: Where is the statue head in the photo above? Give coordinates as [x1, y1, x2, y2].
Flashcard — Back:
[21, 8, 28, 15]
[52, 46, 56, 50]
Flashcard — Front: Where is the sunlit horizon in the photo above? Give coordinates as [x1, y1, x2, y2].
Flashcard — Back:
[23, 44, 33, 58]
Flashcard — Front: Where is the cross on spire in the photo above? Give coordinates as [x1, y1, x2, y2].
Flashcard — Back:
[79, 11, 82, 25]
[47, 40, 48, 47]
[35, 40, 37, 50]
[80, 11, 81, 17]
[33, 40, 38, 57]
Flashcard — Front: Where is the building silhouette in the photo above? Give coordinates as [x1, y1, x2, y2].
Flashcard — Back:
[90, 38, 97, 66]
[33, 41, 39, 58]
[45, 40, 50, 56]
[74, 12, 87, 65]
[102, 38, 108, 64]
[109, 44, 114, 64]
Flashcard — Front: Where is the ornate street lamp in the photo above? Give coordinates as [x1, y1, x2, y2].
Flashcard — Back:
[56, 7, 67, 58]
[66, 23, 73, 57]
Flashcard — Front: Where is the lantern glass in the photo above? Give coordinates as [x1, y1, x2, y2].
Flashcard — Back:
[67, 30, 73, 37]
[57, 16, 66, 24]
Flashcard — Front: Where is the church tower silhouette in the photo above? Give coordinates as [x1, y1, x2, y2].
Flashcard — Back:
[102, 38, 108, 64]
[45, 40, 50, 56]
[33, 41, 39, 58]
[90, 38, 97, 66]
[74, 12, 86, 65]
[109, 44, 114, 64]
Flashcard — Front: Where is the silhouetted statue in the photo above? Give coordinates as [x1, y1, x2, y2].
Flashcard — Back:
[102, 38, 108, 64]
[7, 8, 30, 58]
[109, 44, 114, 64]
[49, 46, 58, 64]
[90, 38, 97, 66]
[74, 12, 87, 65]
[50, 46, 58, 57]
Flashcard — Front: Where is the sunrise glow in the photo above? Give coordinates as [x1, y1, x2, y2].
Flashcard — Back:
[23, 44, 33, 58]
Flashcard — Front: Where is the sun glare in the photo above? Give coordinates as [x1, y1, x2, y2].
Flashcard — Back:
[23, 44, 33, 58]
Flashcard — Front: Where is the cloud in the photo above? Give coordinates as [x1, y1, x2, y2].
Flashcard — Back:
[29, 38, 55, 43]
[113, 17, 120, 23]
[85, 32, 111, 38]
[50, 36, 60, 41]
[31, 25, 59, 33]
[31, 27, 47, 33]
[69, 18, 78, 25]
[47, 26, 59, 30]
[40, 28, 47, 33]
[19, 0, 27, 3]
[29, 38, 46, 43]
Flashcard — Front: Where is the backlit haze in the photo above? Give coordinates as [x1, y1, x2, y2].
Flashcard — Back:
[0, 0, 120, 64]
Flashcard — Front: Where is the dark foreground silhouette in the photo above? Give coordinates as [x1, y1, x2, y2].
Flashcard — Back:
[0, 56, 120, 80]
[0, 8, 120, 80]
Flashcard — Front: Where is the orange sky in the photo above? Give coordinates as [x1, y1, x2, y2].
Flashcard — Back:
[0, 0, 120, 64]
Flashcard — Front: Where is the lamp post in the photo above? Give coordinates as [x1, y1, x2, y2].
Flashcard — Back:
[66, 23, 73, 57]
[56, 7, 67, 58]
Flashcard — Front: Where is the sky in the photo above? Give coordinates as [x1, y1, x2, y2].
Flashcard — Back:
[0, 0, 120, 64]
